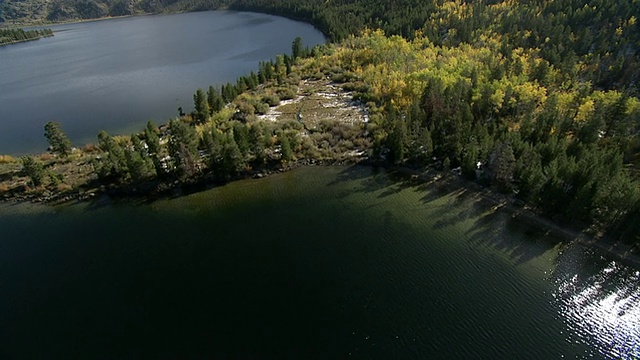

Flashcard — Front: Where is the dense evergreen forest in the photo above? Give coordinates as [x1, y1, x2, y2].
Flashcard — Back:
[2, 0, 640, 244]
[0, 27, 52, 44]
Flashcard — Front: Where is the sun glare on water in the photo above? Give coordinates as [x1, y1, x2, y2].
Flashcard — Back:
[555, 259, 640, 359]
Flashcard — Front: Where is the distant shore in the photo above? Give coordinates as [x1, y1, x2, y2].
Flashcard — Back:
[0, 14, 140, 30]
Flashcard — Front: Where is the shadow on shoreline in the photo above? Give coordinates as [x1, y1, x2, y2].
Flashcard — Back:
[328, 164, 575, 266]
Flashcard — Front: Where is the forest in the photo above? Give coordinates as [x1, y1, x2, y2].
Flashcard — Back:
[2, 0, 640, 245]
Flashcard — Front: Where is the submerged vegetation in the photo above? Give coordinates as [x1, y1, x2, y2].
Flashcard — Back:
[1, 1, 639, 246]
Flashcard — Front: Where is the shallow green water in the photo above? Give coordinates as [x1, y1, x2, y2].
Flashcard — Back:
[1, 166, 638, 358]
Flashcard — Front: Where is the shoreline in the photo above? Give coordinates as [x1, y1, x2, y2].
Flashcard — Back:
[4, 156, 639, 267]
[0, 156, 368, 205]
[0, 34, 51, 47]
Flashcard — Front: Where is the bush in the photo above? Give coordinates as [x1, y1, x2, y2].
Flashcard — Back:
[254, 102, 270, 115]
[280, 120, 303, 131]
[342, 81, 369, 93]
[82, 143, 101, 153]
[284, 74, 301, 86]
[262, 94, 281, 107]
[276, 87, 297, 100]
[48, 172, 64, 186]
[237, 101, 256, 116]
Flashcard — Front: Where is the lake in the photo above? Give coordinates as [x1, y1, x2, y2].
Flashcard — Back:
[1, 166, 638, 358]
[0, 11, 325, 155]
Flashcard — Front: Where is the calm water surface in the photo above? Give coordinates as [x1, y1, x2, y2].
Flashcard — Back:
[0, 11, 325, 154]
[0, 166, 638, 358]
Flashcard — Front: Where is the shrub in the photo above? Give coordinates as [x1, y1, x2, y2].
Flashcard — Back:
[276, 87, 297, 100]
[262, 94, 281, 107]
[254, 102, 270, 115]
[237, 101, 256, 116]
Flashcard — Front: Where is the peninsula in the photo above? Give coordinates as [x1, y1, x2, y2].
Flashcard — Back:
[0, 28, 53, 45]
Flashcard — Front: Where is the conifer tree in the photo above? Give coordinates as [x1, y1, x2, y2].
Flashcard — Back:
[144, 121, 165, 175]
[125, 134, 155, 182]
[221, 133, 244, 179]
[44, 121, 72, 157]
[21, 156, 45, 186]
[168, 119, 198, 178]
[207, 86, 224, 114]
[97, 130, 128, 180]
[193, 88, 210, 123]
[292, 37, 303, 60]
[280, 133, 293, 163]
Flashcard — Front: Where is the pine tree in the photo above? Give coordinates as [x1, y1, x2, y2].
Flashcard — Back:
[21, 156, 45, 186]
[193, 88, 210, 123]
[204, 128, 223, 173]
[292, 37, 303, 60]
[489, 142, 516, 192]
[144, 121, 164, 175]
[207, 86, 224, 114]
[168, 119, 198, 178]
[280, 133, 293, 162]
[462, 142, 478, 180]
[221, 133, 244, 179]
[232, 122, 251, 157]
[44, 121, 72, 157]
[125, 134, 155, 182]
[97, 130, 128, 180]
[249, 123, 267, 165]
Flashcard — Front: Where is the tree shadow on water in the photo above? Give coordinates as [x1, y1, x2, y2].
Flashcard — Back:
[465, 208, 564, 265]
[327, 165, 574, 266]
[410, 179, 563, 265]
[327, 165, 416, 198]
[424, 187, 487, 230]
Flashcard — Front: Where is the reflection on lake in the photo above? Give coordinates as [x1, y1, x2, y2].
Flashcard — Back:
[0, 166, 637, 358]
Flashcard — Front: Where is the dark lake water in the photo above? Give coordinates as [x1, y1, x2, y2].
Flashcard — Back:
[0, 11, 325, 155]
[1, 166, 638, 358]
